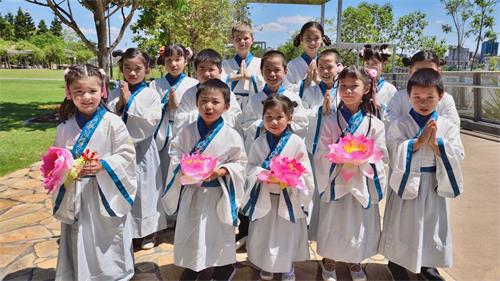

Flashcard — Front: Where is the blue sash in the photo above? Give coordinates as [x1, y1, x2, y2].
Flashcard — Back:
[263, 84, 286, 97]
[377, 76, 385, 92]
[410, 109, 438, 138]
[122, 81, 148, 124]
[340, 107, 366, 135]
[300, 52, 316, 65]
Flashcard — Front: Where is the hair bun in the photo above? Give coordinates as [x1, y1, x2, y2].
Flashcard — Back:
[323, 35, 332, 46]
[402, 57, 411, 67]
[291, 101, 299, 108]
[112, 50, 124, 58]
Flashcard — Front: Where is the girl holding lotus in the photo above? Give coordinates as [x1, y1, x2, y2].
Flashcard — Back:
[49, 64, 137, 280]
[241, 95, 314, 281]
[161, 79, 247, 281]
[313, 65, 388, 281]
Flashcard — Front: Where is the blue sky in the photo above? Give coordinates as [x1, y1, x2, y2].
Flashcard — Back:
[2, 0, 498, 52]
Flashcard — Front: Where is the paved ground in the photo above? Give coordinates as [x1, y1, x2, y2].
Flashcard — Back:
[0, 133, 498, 281]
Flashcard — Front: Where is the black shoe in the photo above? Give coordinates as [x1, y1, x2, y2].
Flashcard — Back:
[179, 268, 201, 281]
[212, 264, 236, 281]
[388, 261, 410, 281]
[418, 267, 445, 281]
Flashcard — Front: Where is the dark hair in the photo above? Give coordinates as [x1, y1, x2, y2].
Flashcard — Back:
[260, 50, 287, 71]
[59, 64, 107, 121]
[318, 48, 341, 64]
[262, 95, 298, 125]
[336, 65, 376, 115]
[359, 44, 391, 64]
[293, 21, 332, 47]
[196, 79, 231, 105]
[194, 48, 222, 70]
[402, 50, 446, 68]
[112, 48, 153, 71]
[156, 43, 193, 65]
[407, 68, 444, 96]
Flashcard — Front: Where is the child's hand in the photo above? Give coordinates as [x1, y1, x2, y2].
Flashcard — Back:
[204, 167, 229, 182]
[117, 81, 131, 111]
[304, 60, 319, 87]
[78, 160, 103, 177]
[240, 60, 251, 80]
[322, 89, 333, 115]
[167, 89, 179, 110]
[428, 123, 441, 157]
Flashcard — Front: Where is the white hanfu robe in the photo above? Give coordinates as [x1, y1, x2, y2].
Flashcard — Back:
[52, 106, 137, 281]
[241, 84, 309, 150]
[379, 110, 464, 273]
[286, 53, 316, 86]
[161, 117, 247, 272]
[222, 53, 265, 108]
[107, 82, 166, 238]
[173, 82, 243, 135]
[241, 130, 314, 273]
[385, 89, 460, 127]
[376, 77, 397, 119]
[149, 73, 198, 185]
[313, 107, 388, 263]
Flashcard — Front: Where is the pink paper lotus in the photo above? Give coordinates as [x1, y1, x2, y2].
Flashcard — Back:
[257, 156, 306, 190]
[40, 147, 74, 193]
[179, 152, 217, 186]
[325, 134, 383, 182]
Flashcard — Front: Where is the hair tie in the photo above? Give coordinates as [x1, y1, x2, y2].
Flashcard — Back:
[186, 47, 194, 60]
[365, 68, 378, 79]
[336, 63, 344, 74]
[380, 47, 392, 56]
[98, 68, 108, 99]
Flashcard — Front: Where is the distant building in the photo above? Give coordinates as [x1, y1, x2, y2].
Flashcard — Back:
[480, 41, 498, 63]
[445, 46, 471, 69]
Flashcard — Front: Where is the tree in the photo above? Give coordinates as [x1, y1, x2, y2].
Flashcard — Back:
[0, 14, 16, 40]
[132, 0, 233, 56]
[26, 0, 140, 72]
[24, 12, 36, 36]
[233, 0, 251, 23]
[14, 8, 29, 40]
[468, 0, 497, 70]
[277, 31, 303, 62]
[49, 17, 63, 37]
[341, 2, 394, 44]
[440, 0, 474, 70]
[391, 12, 427, 55]
[37, 19, 49, 34]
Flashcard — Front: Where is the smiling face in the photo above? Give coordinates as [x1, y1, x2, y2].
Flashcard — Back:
[122, 56, 150, 85]
[195, 61, 222, 83]
[164, 52, 187, 77]
[301, 27, 323, 57]
[409, 85, 443, 116]
[263, 104, 291, 137]
[317, 53, 339, 85]
[68, 76, 102, 119]
[232, 31, 253, 56]
[338, 76, 370, 113]
[196, 89, 229, 126]
[262, 56, 287, 91]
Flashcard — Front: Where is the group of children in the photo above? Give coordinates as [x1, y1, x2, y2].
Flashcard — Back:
[50, 20, 464, 281]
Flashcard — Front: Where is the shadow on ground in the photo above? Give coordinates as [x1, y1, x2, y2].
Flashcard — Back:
[0, 102, 61, 131]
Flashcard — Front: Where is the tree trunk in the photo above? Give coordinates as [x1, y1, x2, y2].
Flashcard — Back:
[93, 1, 108, 71]
[471, 11, 485, 71]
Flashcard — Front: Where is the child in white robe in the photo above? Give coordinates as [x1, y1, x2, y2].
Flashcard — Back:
[223, 21, 265, 108]
[379, 68, 464, 281]
[53, 64, 137, 281]
[286, 21, 332, 87]
[359, 44, 398, 119]
[173, 48, 242, 136]
[150, 44, 198, 189]
[241, 95, 314, 281]
[107, 48, 165, 249]
[313, 65, 388, 281]
[385, 50, 460, 127]
[241, 50, 308, 150]
[162, 79, 247, 280]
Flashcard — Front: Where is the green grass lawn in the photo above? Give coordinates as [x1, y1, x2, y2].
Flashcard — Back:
[0, 67, 163, 81]
[0, 79, 64, 176]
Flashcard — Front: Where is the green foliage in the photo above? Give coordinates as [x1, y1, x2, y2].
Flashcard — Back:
[468, 0, 497, 70]
[391, 11, 427, 55]
[0, 14, 16, 40]
[277, 31, 303, 62]
[14, 8, 29, 40]
[418, 36, 448, 58]
[37, 19, 49, 34]
[50, 17, 63, 37]
[341, 2, 394, 44]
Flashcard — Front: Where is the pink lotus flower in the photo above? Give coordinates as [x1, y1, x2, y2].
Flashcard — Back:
[325, 134, 383, 182]
[179, 152, 217, 186]
[40, 147, 74, 193]
[257, 156, 306, 190]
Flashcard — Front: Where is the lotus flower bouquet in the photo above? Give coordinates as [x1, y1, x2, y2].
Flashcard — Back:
[40, 147, 98, 193]
[325, 133, 383, 182]
[179, 152, 218, 186]
[257, 155, 306, 190]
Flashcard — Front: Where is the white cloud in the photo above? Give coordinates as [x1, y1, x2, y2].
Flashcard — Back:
[276, 15, 314, 25]
[80, 27, 97, 36]
[255, 22, 288, 33]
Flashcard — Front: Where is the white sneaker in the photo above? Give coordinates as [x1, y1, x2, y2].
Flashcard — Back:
[141, 233, 156, 250]
[259, 270, 273, 281]
[319, 260, 337, 281]
[281, 266, 295, 281]
[349, 264, 367, 281]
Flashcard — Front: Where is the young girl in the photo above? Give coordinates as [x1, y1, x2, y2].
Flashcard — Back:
[223, 21, 265, 108]
[386, 50, 460, 127]
[162, 79, 247, 281]
[379, 68, 464, 280]
[286, 21, 332, 86]
[241, 95, 314, 281]
[107, 48, 165, 249]
[313, 66, 388, 281]
[52, 64, 137, 280]
[359, 44, 398, 118]
[150, 44, 198, 187]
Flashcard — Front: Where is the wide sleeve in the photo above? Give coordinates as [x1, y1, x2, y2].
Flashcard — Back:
[123, 89, 162, 143]
[240, 140, 268, 220]
[223, 93, 243, 133]
[95, 119, 137, 217]
[439, 93, 461, 127]
[387, 120, 421, 200]
[240, 97, 262, 139]
[173, 90, 198, 136]
[313, 115, 337, 197]
[435, 122, 465, 198]
[216, 133, 248, 226]
[288, 140, 314, 206]
[366, 120, 388, 204]
[290, 98, 309, 139]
